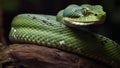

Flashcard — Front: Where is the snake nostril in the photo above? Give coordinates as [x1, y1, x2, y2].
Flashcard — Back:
[94, 14, 98, 16]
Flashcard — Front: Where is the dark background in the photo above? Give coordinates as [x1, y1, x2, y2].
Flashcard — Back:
[1, 0, 120, 44]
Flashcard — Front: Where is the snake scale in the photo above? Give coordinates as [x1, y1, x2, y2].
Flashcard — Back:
[9, 4, 120, 67]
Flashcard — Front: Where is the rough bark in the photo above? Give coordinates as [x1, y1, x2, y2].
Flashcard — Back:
[0, 44, 111, 68]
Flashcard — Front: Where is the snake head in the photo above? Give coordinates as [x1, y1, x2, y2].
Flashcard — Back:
[57, 4, 106, 27]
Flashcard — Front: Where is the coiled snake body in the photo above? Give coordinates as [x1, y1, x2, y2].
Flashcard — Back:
[9, 4, 120, 67]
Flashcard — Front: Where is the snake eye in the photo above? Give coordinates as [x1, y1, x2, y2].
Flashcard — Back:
[81, 8, 87, 16]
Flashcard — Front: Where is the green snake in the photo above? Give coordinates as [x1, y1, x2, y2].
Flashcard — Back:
[9, 4, 120, 67]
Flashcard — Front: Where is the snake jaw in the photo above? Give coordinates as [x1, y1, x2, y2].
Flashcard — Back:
[63, 19, 96, 27]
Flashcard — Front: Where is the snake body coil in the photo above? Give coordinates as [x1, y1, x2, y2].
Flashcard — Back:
[9, 4, 120, 68]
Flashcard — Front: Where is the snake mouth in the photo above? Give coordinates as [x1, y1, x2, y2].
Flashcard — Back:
[63, 19, 96, 27]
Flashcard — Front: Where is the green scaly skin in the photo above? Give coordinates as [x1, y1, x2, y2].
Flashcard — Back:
[57, 4, 106, 27]
[9, 4, 120, 67]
